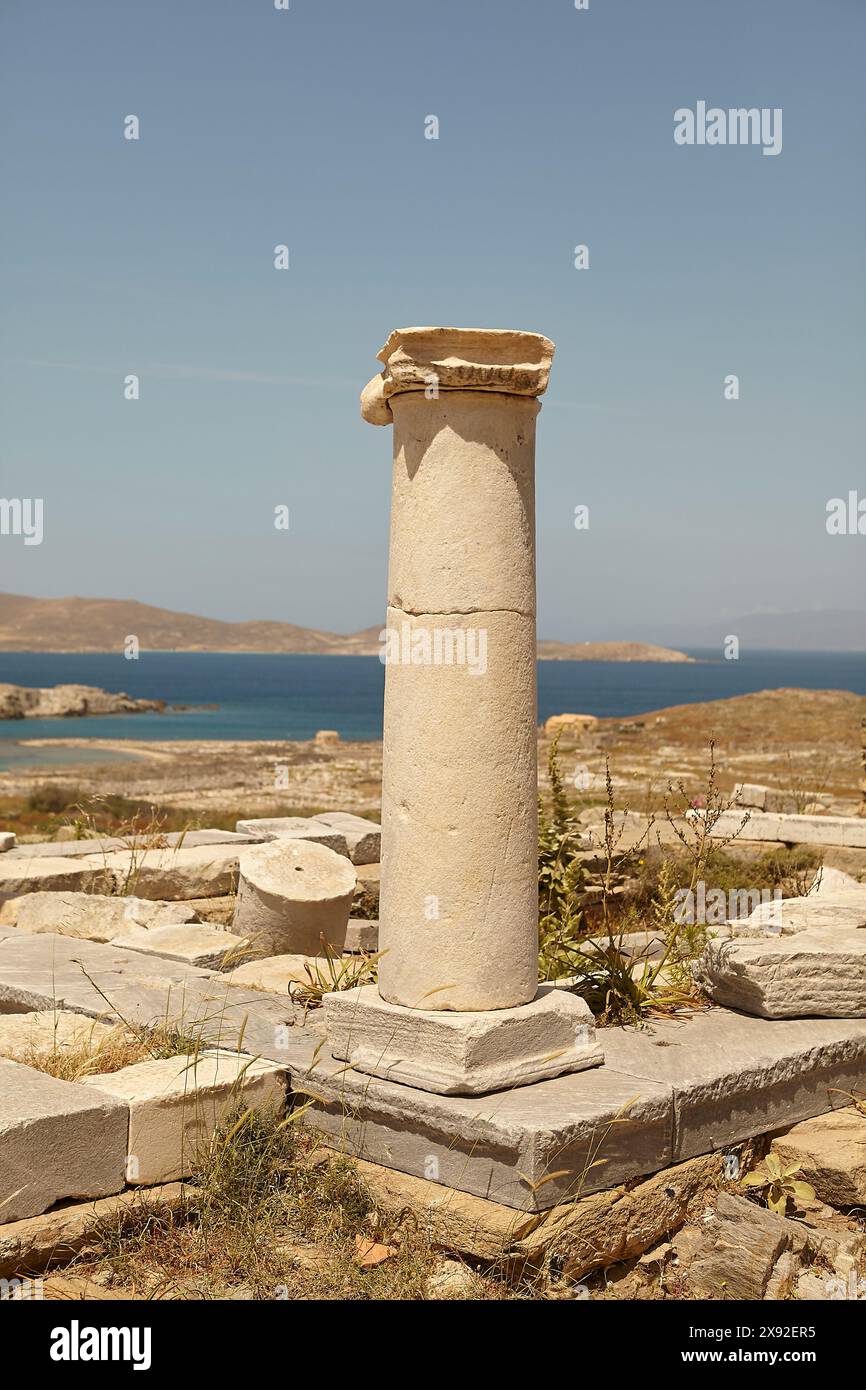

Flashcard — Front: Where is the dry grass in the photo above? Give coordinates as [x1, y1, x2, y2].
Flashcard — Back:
[287, 939, 380, 1014]
[73, 1113, 512, 1300]
[23, 1021, 199, 1082]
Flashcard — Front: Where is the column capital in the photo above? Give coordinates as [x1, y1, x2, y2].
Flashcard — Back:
[360, 326, 555, 424]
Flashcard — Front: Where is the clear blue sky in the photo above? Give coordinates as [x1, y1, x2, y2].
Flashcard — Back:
[1, 0, 864, 642]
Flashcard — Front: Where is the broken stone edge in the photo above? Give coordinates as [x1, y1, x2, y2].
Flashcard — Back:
[361, 326, 555, 424]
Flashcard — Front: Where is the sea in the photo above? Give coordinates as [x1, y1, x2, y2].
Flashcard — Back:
[0, 650, 864, 772]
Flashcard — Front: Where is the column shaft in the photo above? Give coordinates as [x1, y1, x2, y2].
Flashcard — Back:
[377, 391, 539, 1011]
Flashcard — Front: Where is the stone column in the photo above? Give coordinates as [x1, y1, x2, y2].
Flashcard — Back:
[324, 328, 603, 1094]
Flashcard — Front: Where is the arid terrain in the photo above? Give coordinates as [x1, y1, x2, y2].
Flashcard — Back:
[1, 688, 862, 832]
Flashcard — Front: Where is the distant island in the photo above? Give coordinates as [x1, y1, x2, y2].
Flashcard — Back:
[0, 683, 164, 719]
[0, 593, 692, 663]
[537, 640, 692, 663]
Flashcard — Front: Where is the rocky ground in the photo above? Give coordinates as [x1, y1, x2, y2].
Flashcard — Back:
[1, 688, 862, 824]
[1, 685, 865, 1301]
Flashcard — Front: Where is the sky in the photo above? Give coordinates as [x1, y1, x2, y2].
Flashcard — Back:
[1, 0, 864, 644]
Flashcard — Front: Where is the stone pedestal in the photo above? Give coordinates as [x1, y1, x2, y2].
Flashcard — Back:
[323, 327, 603, 1094]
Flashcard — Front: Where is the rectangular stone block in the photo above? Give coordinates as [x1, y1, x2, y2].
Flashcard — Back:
[323, 983, 604, 1095]
[313, 813, 381, 865]
[704, 809, 866, 849]
[601, 1011, 866, 1159]
[1, 891, 199, 940]
[0, 1011, 116, 1063]
[82, 1049, 289, 1183]
[109, 923, 250, 970]
[345, 917, 378, 952]
[235, 817, 349, 857]
[292, 1006, 866, 1212]
[0, 856, 110, 901]
[0, 1058, 128, 1221]
[84, 843, 241, 899]
[299, 1047, 672, 1211]
[0, 930, 301, 1062]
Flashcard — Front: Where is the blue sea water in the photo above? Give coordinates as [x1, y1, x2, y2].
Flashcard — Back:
[0, 650, 864, 772]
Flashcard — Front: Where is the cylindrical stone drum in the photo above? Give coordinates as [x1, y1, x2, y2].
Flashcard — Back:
[377, 391, 540, 1011]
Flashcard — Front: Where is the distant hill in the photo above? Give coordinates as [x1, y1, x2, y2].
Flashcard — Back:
[0, 593, 379, 654]
[0, 593, 692, 662]
[537, 639, 692, 663]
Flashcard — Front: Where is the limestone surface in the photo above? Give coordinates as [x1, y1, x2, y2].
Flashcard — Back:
[0, 833, 15, 853]
[231, 839, 356, 957]
[323, 983, 603, 1095]
[676, 1191, 862, 1301]
[729, 890, 866, 937]
[0, 1057, 128, 1221]
[2, 891, 198, 939]
[704, 809, 866, 849]
[312, 813, 380, 865]
[695, 927, 866, 1017]
[226, 953, 317, 993]
[343, 1148, 721, 1271]
[345, 917, 378, 952]
[82, 1049, 288, 1183]
[0, 1010, 116, 1063]
[109, 922, 249, 970]
[0, 1182, 187, 1280]
[302, 1009, 866, 1211]
[85, 843, 241, 899]
[235, 816, 349, 856]
[0, 856, 109, 900]
[0, 929, 304, 1064]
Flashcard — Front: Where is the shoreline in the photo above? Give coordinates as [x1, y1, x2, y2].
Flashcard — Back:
[0, 687, 862, 820]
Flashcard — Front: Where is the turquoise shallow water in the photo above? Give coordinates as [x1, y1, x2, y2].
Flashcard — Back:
[0, 649, 864, 771]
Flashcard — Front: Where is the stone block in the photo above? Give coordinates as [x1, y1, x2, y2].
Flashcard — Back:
[3, 838, 127, 860]
[84, 844, 241, 899]
[226, 953, 317, 993]
[109, 923, 250, 970]
[0, 1182, 188, 1279]
[695, 928, 866, 1017]
[0, 1058, 128, 1221]
[0, 930, 302, 1064]
[235, 816, 349, 856]
[332, 1146, 720, 1272]
[0, 1011, 116, 1063]
[312, 813, 381, 865]
[345, 917, 378, 952]
[323, 983, 603, 1095]
[729, 891, 866, 937]
[0, 856, 110, 901]
[297, 1008, 866, 1211]
[704, 809, 866, 849]
[678, 1191, 863, 1301]
[300, 1047, 672, 1211]
[2, 891, 198, 940]
[82, 1049, 289, 1184]
[601, 1010, 866, 1158]
[0, 834, 15, 853]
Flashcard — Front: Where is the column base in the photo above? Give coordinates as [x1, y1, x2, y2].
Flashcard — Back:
[322, 984, 604, 1096]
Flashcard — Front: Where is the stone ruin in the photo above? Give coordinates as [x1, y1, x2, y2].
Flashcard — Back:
[1, 326, 866, 1286]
